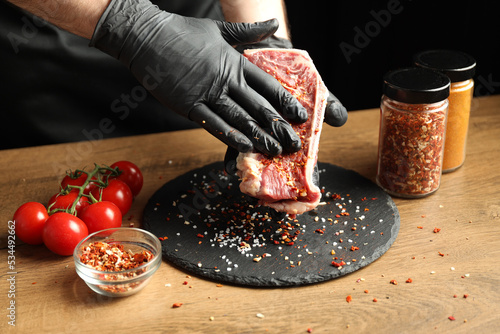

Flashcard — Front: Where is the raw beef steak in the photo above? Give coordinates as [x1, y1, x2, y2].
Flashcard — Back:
[236, 48, 328, 215]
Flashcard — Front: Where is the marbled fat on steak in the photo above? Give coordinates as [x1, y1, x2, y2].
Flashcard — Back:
[236, 49, 328, 215]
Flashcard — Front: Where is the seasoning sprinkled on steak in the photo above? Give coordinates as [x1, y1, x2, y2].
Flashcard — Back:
[237, 48, 328, 215]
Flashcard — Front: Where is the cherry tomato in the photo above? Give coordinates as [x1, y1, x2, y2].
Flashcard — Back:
[91, 179, 133, 215]
[110, 161, 143, 197]
[13, 202, 49, 245]
[61, 173, 97, 194]
[42, 212, 88, 256]
[48, 191, 90, 216]
[79, 201, 122, 234]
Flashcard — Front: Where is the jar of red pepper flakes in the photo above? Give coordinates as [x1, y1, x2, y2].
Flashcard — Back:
[413, 50, 476, 173]
[376, 67, 451, 198]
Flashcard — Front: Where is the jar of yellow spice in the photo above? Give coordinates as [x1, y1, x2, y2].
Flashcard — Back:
[414, 50, 476, 172]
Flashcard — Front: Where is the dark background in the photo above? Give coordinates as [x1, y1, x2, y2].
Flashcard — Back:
[1, 0, 498, 149]
[286, 0, 500, 111]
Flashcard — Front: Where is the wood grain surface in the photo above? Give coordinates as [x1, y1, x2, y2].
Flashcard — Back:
[1, 95, 499, 333]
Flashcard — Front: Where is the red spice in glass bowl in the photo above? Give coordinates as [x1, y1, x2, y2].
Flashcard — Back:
[74, 227, 162, 297]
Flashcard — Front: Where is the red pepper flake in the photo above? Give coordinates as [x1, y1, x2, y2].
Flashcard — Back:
[417, 226, 424, 229]
[183, 281, 189, 285]
[314, 229, 325, 234]
[377, 99, 447, 196]
[364, 289, 369, 294]
[197, 233, 204, 238]
[350, 246, 359, 251]
[331, 260, 346, 268]
[346, 295, 352, 303]
[78, 241, 155, 294]
[172, 303, 183, 308]
[79, 241, 153, 272]
[448, 316, 456, 321]
[390, 279, 398, 285]
[433, 227, 441, 233]
[463, 294, 469, 299]
[406, 278, 413, 283]
[307, 328, 313, 333]
[438, 251, 445, 257]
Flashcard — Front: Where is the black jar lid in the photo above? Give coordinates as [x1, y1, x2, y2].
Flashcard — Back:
[383, 67, 450, 104]
[413, 49, 476, 82]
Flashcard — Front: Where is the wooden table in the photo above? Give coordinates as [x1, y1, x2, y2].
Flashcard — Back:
[1, 95, 499, 333]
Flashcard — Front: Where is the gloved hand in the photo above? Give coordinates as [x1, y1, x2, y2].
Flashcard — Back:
[90, 0, 308, 156]
[236, 36, 348, 127]
[225, 36, 347, 174]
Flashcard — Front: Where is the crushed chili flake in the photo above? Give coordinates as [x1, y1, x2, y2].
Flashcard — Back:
[172, 303, 183, 308]
[346, 295, 352, 303]
[390, 279, 398, 285]
[433, 227, 441, 233]
[79, 241, 155, 294]
[406, 278, 413, 283]
[448, 316, 456, 321]
[377, 97, 447, 197]
[332, 260, 346, 268]
[79, 241, 153, 271]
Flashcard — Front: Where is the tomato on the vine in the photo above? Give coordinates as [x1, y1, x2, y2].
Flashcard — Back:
[91, 179, 133, 215]
[61, 173, 97, 194]
[79, 201, 122, 234]
[48, 191, 90, 216]
[110, 161, 143, 197]
[42, 212, 88, 256]
[13, 202, 49, 245]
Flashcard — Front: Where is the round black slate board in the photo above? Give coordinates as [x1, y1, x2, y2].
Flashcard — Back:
[142, 162, 399, 287]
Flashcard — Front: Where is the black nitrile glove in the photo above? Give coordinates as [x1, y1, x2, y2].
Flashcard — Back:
[225, 36, 347, 175]
[237, 36, 348, 127]
[90, 0, 308, 156]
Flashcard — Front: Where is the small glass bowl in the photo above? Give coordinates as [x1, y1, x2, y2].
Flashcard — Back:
[73, 227, 162, 297]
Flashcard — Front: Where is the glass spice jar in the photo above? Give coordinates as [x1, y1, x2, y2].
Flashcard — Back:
[414, 50, 476, 173]
[376, 67, 450, 198]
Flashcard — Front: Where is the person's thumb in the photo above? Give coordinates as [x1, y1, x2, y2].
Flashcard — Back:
[217, 18, 279, 46]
